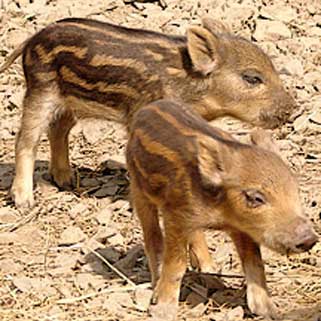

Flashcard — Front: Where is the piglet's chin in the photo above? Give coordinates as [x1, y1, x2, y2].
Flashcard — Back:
[258, 112, 285, 129]
[263, 230, 318, 255]
[262, 232, 296, 255]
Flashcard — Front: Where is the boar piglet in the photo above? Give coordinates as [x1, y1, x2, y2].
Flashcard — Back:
[126, 99, 317, 321]
[0, 17, 295, 208]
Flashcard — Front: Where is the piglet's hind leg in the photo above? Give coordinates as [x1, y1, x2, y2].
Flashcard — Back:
[189, 229, 215, 273]
[11, 87, 61, 208]
[49, 107, 76, 190]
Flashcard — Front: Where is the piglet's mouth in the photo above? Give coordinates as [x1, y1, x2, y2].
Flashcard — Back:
[258, 112, 287, 129]
[286, 235, 318, 255]
[263, 232, 318, 255]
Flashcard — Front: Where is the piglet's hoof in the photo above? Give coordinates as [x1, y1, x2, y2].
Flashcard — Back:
[49, 168, 74, 191]
[247, 285, 277, 320]
[11, 184, 35, 209]
[148, 301, 178, 321]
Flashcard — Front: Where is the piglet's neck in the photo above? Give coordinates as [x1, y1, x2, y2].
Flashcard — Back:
[190, 96, 227, 121]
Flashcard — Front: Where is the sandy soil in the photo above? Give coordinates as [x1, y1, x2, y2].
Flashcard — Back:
[0, 0, 320, 320]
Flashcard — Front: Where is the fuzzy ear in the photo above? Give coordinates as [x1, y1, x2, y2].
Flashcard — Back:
[187, 26, 220, 76]
[250, 129, 280, 155]
[197, 137, 225, 190]
[202, 16, 231, 35]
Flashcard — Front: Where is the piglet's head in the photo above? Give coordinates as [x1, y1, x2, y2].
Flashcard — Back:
[196, 130, 318, 254]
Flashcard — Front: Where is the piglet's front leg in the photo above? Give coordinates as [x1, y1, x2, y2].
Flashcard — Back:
[149, 212, 188, 321]
[229, 230, 277, 319]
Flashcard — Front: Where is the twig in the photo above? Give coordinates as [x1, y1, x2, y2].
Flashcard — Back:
[83, 244, 136, 287]
[1, 206, 42, 232]
[56, 283, 150, 304]
[186, 271, 244, 279]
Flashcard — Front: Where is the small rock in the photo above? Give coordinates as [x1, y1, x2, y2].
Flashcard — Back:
[8, 87, 25, 109]
[94, 207, 113, 226]
[279, 58, 304, 76]
[259, 41, 280, 58]
[293, 114, 309, 132]
[82, 121, 102, 144]
[50, 253, 81, 276]
[81, 177, 101, 188]
[186, 291, 207, 308]
[186, 283, 208, 307]
[187, 302, 207, 318]
[103, 292, 133, 312]
[135, 288, 153, 311]
[0, 232, 18, 245]
[96, 247, 121, 263]
[48, 305, 63, 316]
[59, 226, 87, 246]
[69, 203, 88, 219]
[304, 71, 321, 91]
[31, 278, 57, 300]
[75, 273, 96, 291]
[105, 154, 127, 170]
[309, 107, 321, 125]
[38, 177, 59, 195]
[260, 5, 297, 23]
[81, 238, 105, 256]
[6, 30, 31, 49]
[16, 225, 44, 246]
[94, 185, 119, 198]
[94, 226, 113, 243]
[0, 175, 12, 189]
[309, 26, 321, 37]
[214, 243, 232, 265]
[104, 0, 118, 10]
[0, 207, 18, 224]
[115, 245, 144, 271]
[224, 306, 244, 321]
[0, 258, 23, 274]
[253, 20, 292, 41]
[12, 276, 33, 293]
[107, 230, 125, 247]
[108, 199, 130, 212]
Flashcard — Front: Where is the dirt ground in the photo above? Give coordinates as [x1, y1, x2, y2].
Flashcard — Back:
[0, 0, 320, 320]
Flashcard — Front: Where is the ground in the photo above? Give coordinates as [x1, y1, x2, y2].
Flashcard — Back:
[0, 0, 320, 320]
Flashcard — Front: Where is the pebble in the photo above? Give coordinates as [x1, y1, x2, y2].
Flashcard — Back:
[253, 20, 292, 41]
[135, 288, 153, 312]
[94, 207, 113, 226]
[59, 226, 87, 246]
[224, 306, 244, 321]
[94, 185, 119, 198]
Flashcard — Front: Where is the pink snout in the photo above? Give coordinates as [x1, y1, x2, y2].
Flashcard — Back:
[292, 223, 318, 253]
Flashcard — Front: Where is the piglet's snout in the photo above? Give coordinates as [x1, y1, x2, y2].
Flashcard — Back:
[293, 222, 318, 252]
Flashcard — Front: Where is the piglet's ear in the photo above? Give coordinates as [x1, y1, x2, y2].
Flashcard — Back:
[202, 16, 231, 35]
[250, 129, 280, 155]
[197, 137, 225, 190]
[187, 26, 220, 76]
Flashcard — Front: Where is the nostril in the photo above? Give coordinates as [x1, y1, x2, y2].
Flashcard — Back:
[295, 242, 309, 251]
[295, 236, 318, 252]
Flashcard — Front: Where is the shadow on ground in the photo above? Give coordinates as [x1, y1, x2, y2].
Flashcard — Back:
[0, 159, 130, 203]
[84, 244, 251, 316]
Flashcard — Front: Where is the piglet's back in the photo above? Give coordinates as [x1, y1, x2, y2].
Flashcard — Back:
[127, 100, 239, 200]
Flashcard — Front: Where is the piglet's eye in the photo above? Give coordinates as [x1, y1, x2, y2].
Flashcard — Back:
[242, 74, 263, 85]
[243, 189, 266, 208]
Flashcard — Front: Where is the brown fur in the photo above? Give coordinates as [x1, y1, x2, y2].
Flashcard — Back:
[126, 99, 317, 321]
[0, 17, 295, 208]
